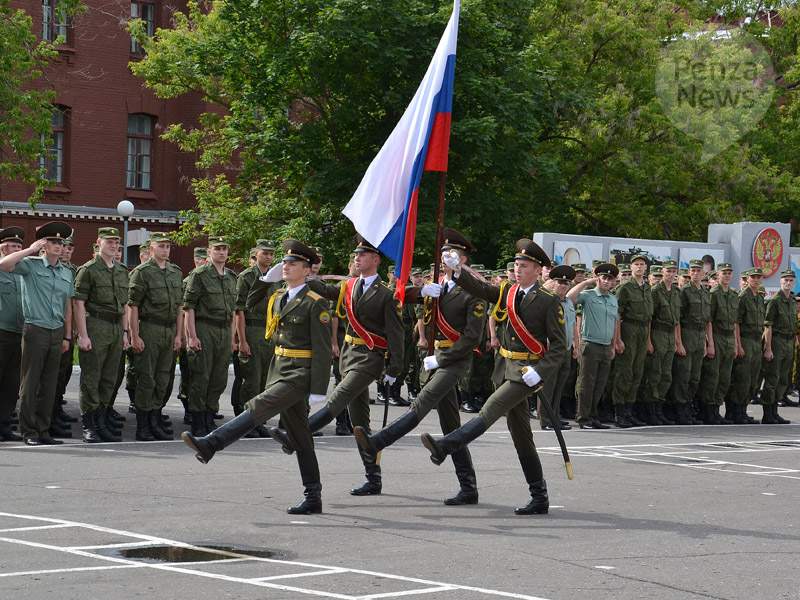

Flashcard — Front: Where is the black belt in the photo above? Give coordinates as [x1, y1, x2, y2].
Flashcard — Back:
[196, 316, 230, 327]
[681, 322, 706, 331]
[246, 318, 266, 327]
[141, 315, 177, 327]
[714, 326, 734, 335]
[651, 322, 675, 333]
[622, 318, 649, 326]
[89, 310, 122, 324]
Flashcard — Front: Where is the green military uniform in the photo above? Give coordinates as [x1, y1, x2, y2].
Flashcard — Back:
[183, 240, 237, 434]
[128, 238, 183, 439]
[54, 251, 77, 412]
[355, 228, 487, 505]
[760, 270, 796, 424]
[644, 263, 680, 424]
[421, 239, 567, 515]
[700, 266, 738, 422]
[671, 265, 711, 423]
[74, 229, 130, 426]
[730, 273, 766, 419]
[612, 263, 653, 420]
[0, 227, 26, 441]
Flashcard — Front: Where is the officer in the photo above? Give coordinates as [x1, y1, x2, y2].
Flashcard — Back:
[52, 236, 78, 434]
[568, 263, 619, 429]
[183, 237, 237, 436]
[760, 269, 795, 424]
[182, 240, 332, 514]
[177, 247, 208, 421]
[422, 239, 566, 515]
[671, 259, 712, 425]
[264, 236, 407, 496]
[126, 233, 184, 442]
[354, 228, 487, 505]
[0, 227, 26, 441]
[73, 227, 130, 442]
[729, 268, 765, 424]
[0, 222, 74, 445]
[701, 263, 739, 424]
[612, 254, 652, 427]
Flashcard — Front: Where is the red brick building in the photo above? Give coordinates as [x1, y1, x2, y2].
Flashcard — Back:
[0, 0, 208, 269]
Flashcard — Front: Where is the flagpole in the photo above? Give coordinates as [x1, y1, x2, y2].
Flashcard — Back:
[427, 172, 447, 357]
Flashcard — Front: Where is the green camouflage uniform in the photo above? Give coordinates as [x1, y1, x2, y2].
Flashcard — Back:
[612, 278, 653, 406]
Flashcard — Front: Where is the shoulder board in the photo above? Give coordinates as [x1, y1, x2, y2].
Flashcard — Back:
[381, 282, 392, 289]
[539, 287, 554, 297]
[306, 290, 323, 301]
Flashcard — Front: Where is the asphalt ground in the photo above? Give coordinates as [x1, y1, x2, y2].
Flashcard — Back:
[2, 370, 799, 600]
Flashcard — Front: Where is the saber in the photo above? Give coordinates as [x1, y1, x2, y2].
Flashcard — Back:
[524, 368, 573, 480]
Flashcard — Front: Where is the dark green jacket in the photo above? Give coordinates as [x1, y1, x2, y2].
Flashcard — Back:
[424, 281, 487, 370]
[128, 258, 184, 323]
[765, 292, 796, 338]
[182, 263, 237, 323]
[616, 279, 653, 324]
[651, 281, 680, 328]
[235, 265, 272, 325]
[737, 287, 766, 341]
[73, 256, 129, 318]
[710, 285, 738, 335]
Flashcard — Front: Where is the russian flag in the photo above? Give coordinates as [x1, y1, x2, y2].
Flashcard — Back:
[342, 0, 460, 303]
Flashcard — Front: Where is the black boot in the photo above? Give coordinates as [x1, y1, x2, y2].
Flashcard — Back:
[80, 412, 101, 443]
[57, 407, 78, 423]
[514, 480, 549, 515]
[135, 410, 156, 441]
[205, 411, 218, 432]
[350, 445, 382, 496]
[388, 381, 409, 407]
[148, 410, 172, 440]
[354, 411, 420, 462]
[181, 397, 190, 424]
[181, 409, 258, 464]
[644, 404, 660, 426]
[109, 407, 127, 423]
[48, 420, 72, 439]
[421, 417, 488, 466]
[773, 404, 791, 424]
[444, 448, 479, 505]
[189, 411, 207, 436]
[614, 406, 632, 428]
[731, 404, 746, 424]
[760, 404, 776, 424]
[268, 407, 334, 455]
[335, 410, 353, 435]
[656, 404, 675, 425]
[159, 411, 173, 435]
[96, 408, 122, 442]
[288, 483, 323, 514]
[0, 421, 23, 442]
[627, 404, 645, 427]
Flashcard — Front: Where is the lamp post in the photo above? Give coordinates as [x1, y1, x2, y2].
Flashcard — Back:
[116, 200, 135, 266]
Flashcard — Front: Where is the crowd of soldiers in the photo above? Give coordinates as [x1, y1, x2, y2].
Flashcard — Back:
[1, 222, 797, 515]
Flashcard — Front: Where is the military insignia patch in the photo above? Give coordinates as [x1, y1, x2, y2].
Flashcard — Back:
[319, 310, 331, 324]
[473, 302, 487, 317]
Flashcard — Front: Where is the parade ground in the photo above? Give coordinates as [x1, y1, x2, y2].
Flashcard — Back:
[1, 372, 798, 600]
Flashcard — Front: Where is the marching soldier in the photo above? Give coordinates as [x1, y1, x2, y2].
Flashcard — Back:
[760, 269, 795, 424]
[73, 227, 130, 442]
[729, 268, 765, 424]
[421, 239, 567, 515]
[182, 240, 332, 514]
[127, 233, 184, 442]
[183, 237, 237, 436]
[612, 254, 652, 427]
[0, 227, 26, 441]
[354, 228, 486, 505]
[264, 236, 406, 496]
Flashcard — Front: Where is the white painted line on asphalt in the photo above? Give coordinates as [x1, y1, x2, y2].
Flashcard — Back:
[0, 523, 75, 533]
[66, 541, 154, 550]
[0, 564, 144, 578]
[0, 511, 553, 600]
[250, 568, 347, 581]
[594, 566, 615, 570]
[761, 492, 777, 496]
[357, 587, 456, 599]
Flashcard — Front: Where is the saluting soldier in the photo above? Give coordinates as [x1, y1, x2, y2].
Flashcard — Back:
[264, 236, 406, 496]
[729, 268, 765, 424]
[701, 263, 739, 424]
[126, 233, 184, 442]
[612, 254, 653, 427]
[671, 259, 712, 425]
[182, 237, 237, 436]
[0, 227, 26, 441]
[421, 239, 567, 515]
[354, 229, 486, 505]
[182, 241, 332, 514]
[760, 269, 795, 424]
[73, 227, 130, 442]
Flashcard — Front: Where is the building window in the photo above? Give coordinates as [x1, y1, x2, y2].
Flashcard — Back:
[127, 114, 154, 190]
[42, 0, 69, 42]
[40, 107, 67, 184]
[130, 1, 156, 54]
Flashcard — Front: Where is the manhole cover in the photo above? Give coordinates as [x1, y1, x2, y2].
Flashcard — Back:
[98, 545, 287, 563]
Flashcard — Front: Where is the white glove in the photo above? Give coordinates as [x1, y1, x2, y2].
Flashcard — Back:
[423, 356, 439, 371]
[522, 367, 542, 388]
[260, 262, 283, 283]
[309, 394, 326, 404]
[383, 374, 396, 386]
[442, 250, 461, 271]
[421, 283, 442, 298]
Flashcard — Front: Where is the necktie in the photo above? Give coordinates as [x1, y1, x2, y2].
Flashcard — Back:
[441, 281, 450, 298]
[355, 278, 365, 303]
[516, 287, 526, 307]
[280, 292, 288, 310]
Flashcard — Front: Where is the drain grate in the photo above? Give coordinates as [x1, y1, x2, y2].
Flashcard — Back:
[96, 544, 286, 563]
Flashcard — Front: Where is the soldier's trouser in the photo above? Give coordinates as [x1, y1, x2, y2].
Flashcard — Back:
[560, 356, 578, 418]
[239, 324, 271, 406]
[0, 330, 22, 424]
[325, 369, 374, 431]
[576, 341, 613, 423]
[478, 379, 544, 483]
[644, 328, 674, 405]
[406, 339, 422, 394]
[54, 340, 74, 405]
[162, 355, 177, 407]
[79, 316, 123, 413]
[178, 349, 190, 401]
[133, 321, 177, 411]
[247, 380, 320, 487]
[613, 322, 648, 405]
[671, 329, 705, 406]
[188, 322, 232, 413]
[730, 335, 762, 406]
[539, 351, 571, 426]
[700, 332, 735, 406]
[761, 336, 794, 406]
[19, 324, 63, 438]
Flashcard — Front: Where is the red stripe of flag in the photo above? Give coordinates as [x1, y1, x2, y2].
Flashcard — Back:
[423, 112, 452, 172]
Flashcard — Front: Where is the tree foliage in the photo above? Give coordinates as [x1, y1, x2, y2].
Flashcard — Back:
[131, 0, 800, 270]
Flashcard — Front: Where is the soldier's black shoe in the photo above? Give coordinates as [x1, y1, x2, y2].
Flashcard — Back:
[514, 480, 549, 515]
[578, 421, 594, 429]
[57, 408, 78, 423]
[267, 427, 295, 454]
[759, 404, 776, 425]
[779, 395, 799, 407]
[109, 408, 126, 423]
[626, 405, 646, 427]
[158, 412, 173, 435]
[0, 422, 23, 442]
[148, 410, 172, 440]
[591, 418, 611, 429]
[446, 449, 478, 505]
[350, 479, 382, 496]
[287, 483, 322, 514]
[254, 424, 271, 438]
[24, 437, 44, 446]
[614, 408, 632, 428]
[444, 489, 479, 505]
[421, 417, 487, 466]
[181, 409, 257, 464]
[355, 412, 421, 461]
[189, 411, 207, 437]
[656, 405, 675, 425]
[38, 436, 64, 445]
[773, 405, 791, 424]
[135, 410, 156, 441]
[81, 412, 101, 443]
[96, 409, 122, 442]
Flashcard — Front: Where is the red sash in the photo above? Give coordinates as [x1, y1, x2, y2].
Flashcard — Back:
[344, 277, 388, 350]
[435, 305, 460, 343]
[506, 284, 546, 356]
